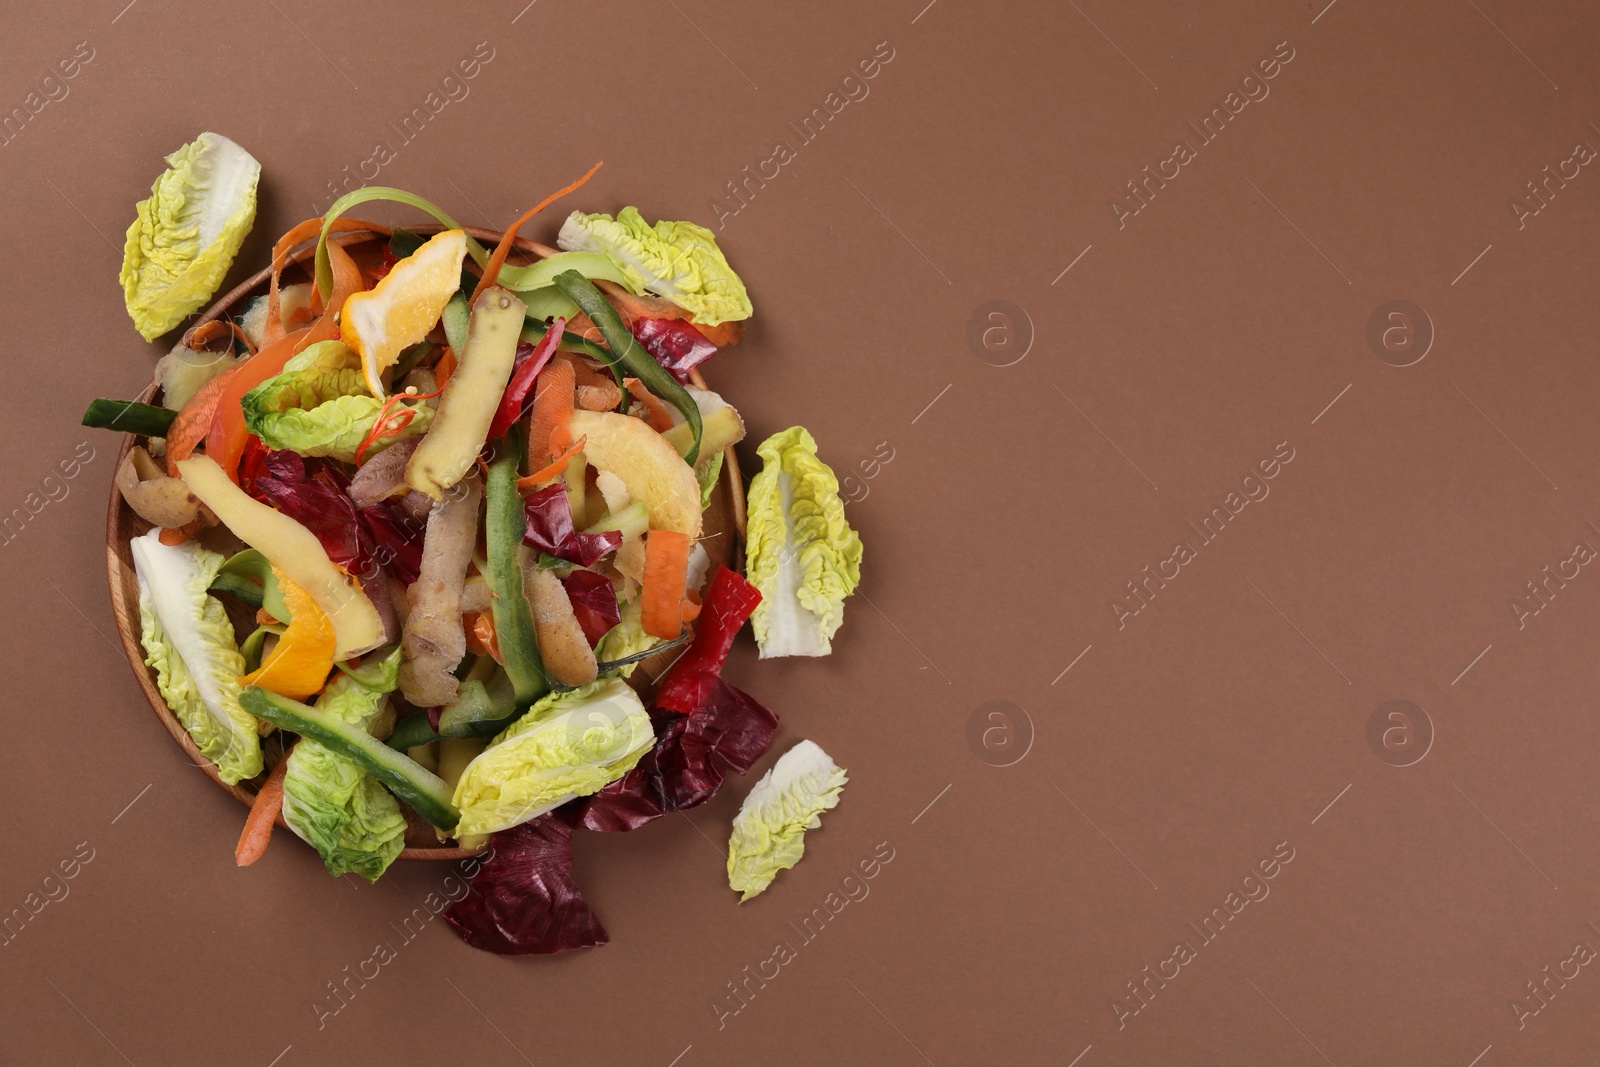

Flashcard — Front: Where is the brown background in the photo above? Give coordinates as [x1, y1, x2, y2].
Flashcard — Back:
[3, 0, 1599, 1063]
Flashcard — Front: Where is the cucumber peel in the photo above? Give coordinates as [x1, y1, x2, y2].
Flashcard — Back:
[485, 437, 550, 707]
[82, 399, 178, 437]
[240, 686, 459, 830]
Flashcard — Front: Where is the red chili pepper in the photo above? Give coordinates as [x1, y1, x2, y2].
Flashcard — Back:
[654, 565, 762, 713]
[354, 385, 443, 465]
[488, 316, 565, 440]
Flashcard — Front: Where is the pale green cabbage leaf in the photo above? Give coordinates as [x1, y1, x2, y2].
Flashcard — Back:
[557, 207, 752, 326]
[745, 427, 863, 658]
[155, 344, 238, 412]
[241, 341, 367, 416]
[241, 341, 434, 462]
[281, 646, 407, 882]
[594, 598, 660, 677]
[130, 528, 263, 784]
[728, 740, 848, 901]
[120, 132, 261, 340]
[697, 451, 724, 511]
[452, 678, 653, 835]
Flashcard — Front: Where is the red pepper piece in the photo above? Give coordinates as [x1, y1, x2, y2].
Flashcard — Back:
[488, 316, 565, 440]
[654, 565, 762, 712]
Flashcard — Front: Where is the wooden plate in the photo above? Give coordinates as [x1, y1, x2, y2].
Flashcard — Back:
[105, 225, 746, 860]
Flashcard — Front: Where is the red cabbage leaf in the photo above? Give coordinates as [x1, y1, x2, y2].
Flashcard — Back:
[523, 484, 621, 567]
[561, 570, 620, 647]
[576, 673, 777, 832]
[630, 317, 719, 384]
[443, 815, 608, 955]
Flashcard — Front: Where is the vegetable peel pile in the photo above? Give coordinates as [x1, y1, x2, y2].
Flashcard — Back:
[89, 136, 865, 954]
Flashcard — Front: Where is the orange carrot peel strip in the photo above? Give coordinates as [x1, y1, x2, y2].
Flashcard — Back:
[526, 360, 576, 465]
[680, 588, 703, 623]
[198, 327, 310, 480]
[182, 319, 257, 358]
[434, 347, 457, 389]
[157, 521, 205, 547]
[236, 753, 292, 867]
[296, 237, 364, 354]
[469, 161, 604, 305]
[641, 530, 692, 639]
[164, 368, 239, 476]
[465, 611, 503, 664]
[265, 217, 387, 347]
[624, 377, 676, 433]
[517, 436, 586, 492]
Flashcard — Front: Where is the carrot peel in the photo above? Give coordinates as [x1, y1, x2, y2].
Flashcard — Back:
[470, 161, 604, 304]
[526, 359, 576, 465]
[465, 611, 503, 664]
[641, 530, 692, 639]
[517, 436, 586, 491]
[236, 754, 291, 867]
[625, 377, 675, 433]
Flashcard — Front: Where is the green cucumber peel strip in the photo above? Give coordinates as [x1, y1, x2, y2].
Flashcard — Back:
[239, 625, 275, 674]
[552, 271, 702, 464]
[496, 251, 636, 293]
[82, 399, 177, 437]
[514, 287, 581, 326]
[333, 645, 402, 689]
[386, 659, 521, 753]
[240, 686, 460, 830]
[441, 293, 471, 354]
[207, 572, 265, 609]
[315, 188, 487, 301]
[485, 437, 551, 707]
[214, 550, 290, 622]
[439, 672, 518, 738]
[386, 714, 440, 751]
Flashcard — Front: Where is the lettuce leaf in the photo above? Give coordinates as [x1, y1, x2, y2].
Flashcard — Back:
[557, 207, 752, 326]
[130, 528, 263, 784]
[120, 132, 260, 340]
[155, 343, 238, 412]
[241, 341, 366, 418]
[242, 341, 434, 462]
[281, 646, 407, 882]
[594, 598, 659, 678]
[319, 646, 402, 725]
[451, 678, 653, 836]
[249, 395, 434, 463]
[697, 450, 724, 511]
[745, 427, 863, 658]
[727, 740, 847, 901]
